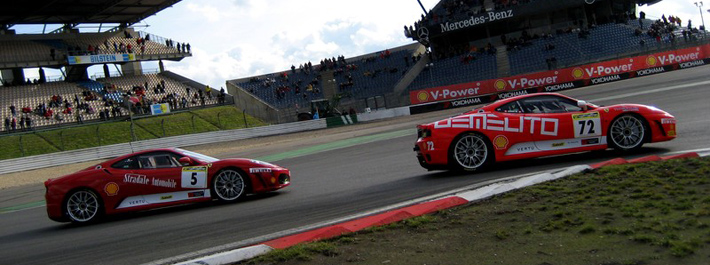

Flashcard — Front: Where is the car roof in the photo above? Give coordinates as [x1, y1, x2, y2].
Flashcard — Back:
[481, 92, 576, 110]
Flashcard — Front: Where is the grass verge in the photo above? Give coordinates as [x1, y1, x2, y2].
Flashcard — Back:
[0, 105, 266, 159]
[244, 157, 710, 265]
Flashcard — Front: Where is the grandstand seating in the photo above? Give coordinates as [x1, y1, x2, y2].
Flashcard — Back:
[508, 23, 657, 75]
[230, 69, 325, 109]
[334, 49, 414, 99]
[407, 52, 497, 91]
[0, 73, 218, 132]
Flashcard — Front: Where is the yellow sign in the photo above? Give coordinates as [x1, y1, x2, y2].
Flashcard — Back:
[493, 135, 509, 150]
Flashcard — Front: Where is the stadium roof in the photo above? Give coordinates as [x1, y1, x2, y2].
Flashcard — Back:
[0, 0, 181, 27]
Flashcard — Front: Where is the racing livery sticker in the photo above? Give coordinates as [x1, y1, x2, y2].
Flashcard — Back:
[181, 166, 208, 188]
[572, 112, 601, 138]
[250, 168, 273, 173]
[104, 182, 119, 196]
[493, 135, 509, 150]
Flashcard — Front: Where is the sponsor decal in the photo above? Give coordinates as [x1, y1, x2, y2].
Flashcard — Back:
[581, 138, 600, 145]
[493, 135, 509, 150]
[544, 82, 575, 92]
[417, 91, 429, 102]
[603, 108, 609, 113]
[613, 107, 639, 112]
[494, 80, 507, 91]
[451, 97, 483, 107]
[505, 75, 559, 90]
[250, 168, 273, 173]
[657, 52, 700, 65]
[590, 75, 621, 84]
[584, 64, 632, 78]
[271, 177, 277, 184]
[434, 114, 559, 136]
[498, 90, 528, 99]
[439, 10, 513, 33]
[572, 112, 600, 120]
[552, 142, 565, 147]
[411, 84, 484, 103]
[661, 118, 676, 124]
[104, 182, 119, 196]
[160, 195, 173, 200]
[679, 60, 705, 69]
[636, 67, 665, 76]
[646, 55, 658, 67]
[667, 124, 676, 136]
[124, 198, 148, 206]
[124, 174, 149, 185]
[188, 191, 205, 198]
[572, 68, 585, 79]
[152, 178, 177, 188]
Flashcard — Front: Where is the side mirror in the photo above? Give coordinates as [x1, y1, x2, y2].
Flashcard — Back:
[179, 157, 194, 166]
[577, 100, 588, 111]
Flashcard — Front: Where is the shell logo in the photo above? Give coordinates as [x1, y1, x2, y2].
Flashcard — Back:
[494, 79, 507, 91]
[493, 135, 509, 150]
[104, 182, 119, 196]
[572, 68, 584, 79]
[646, 55, 657, 66]
[417, 91, 429, 102]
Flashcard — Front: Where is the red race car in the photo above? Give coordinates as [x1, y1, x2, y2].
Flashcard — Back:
[414, 93, 677, 171]
[45, 148, 291, 223]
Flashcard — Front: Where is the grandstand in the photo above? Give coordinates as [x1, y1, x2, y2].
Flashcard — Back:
[226, 0, 702, 123]
[0, 0, 229, 133]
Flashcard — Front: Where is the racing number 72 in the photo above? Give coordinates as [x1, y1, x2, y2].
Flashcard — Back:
[578, 120, 595, 135]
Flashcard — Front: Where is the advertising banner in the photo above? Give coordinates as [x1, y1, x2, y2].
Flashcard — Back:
[150, 103, 171, 115]
[67, 53, 136, 65]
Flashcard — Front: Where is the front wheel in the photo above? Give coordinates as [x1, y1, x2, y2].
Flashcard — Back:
[212, 169, 247, 201]
[449, 133, 493, 171]
[608, 114, 647, 151]
[65, 189, 102, 223]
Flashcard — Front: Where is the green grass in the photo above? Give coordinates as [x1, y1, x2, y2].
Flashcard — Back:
[0, 106, 266, 159]
[190, 106, 267, 130]
[245, 157, 710, 265]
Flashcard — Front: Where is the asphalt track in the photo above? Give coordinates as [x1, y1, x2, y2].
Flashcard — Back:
[1, 65, 710, 265]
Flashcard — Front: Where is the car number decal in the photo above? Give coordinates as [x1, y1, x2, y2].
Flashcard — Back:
[181, 166, 208, 188]
[572, 112, 601, 138]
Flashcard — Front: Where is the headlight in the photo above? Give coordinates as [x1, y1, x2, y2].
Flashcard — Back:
[418, 128, 432, 138]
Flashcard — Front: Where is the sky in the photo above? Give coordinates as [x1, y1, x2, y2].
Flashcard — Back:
[12, 0, 707, 89]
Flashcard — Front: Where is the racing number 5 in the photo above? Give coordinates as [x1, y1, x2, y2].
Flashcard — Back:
[190, 172, 197, 185]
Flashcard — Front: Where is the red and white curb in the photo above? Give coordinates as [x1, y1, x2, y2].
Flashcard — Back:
[170, 152, 704, 265]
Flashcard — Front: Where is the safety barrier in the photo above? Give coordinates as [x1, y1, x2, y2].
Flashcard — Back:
[0, 119, 326, 175]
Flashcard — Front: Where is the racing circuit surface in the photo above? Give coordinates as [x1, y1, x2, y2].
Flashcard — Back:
[1, 65, 710, 265]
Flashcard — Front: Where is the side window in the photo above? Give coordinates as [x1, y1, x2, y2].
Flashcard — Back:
[111, 157, 139, 169]
[153, 155, 180, 168]
[496, 101, 523, 113]
[138, 156, 155, 169]
[557, 97, 583, 112]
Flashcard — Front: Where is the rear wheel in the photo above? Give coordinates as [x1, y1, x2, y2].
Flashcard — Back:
[608, 114, 647, 151]
[212, 169, 247, 201]
[65, 189, 102, 223]
[449, 133, 492, 171]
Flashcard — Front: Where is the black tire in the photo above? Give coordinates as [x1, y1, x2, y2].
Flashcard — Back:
[211, 169, 247, 201]
[607, 114, 648, 151]
[448, 132, 494, 172]
[64, 189, 103, 224]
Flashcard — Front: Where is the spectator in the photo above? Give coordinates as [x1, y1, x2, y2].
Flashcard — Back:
[25, 116, 31, 131]
[9, 104, 16, 116]
[3, 117, 9, 133]
[205, 85, 212, 99]
[76, 113, 83, 124]
[10, 117, 16, 132]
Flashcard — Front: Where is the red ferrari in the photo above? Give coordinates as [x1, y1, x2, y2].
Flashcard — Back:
[414, 93, 677, 171]
[45, 148, 291, 223]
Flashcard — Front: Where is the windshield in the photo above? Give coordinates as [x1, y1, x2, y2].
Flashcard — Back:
[175, 148, 219, 163]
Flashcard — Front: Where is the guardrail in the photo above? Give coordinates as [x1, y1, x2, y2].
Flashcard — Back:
[0, 119, 326, 175]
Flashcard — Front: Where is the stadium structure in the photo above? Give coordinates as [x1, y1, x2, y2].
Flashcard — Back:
[1, 0, 708, 132]
[0, 0, 228, 132]
[227, 0, 709, 123]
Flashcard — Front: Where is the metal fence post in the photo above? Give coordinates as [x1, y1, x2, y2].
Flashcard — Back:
[243, 110, 248, 128]
[19, 135, 25, 157]
[59, 131, 65, 151]
[96, 126, 101, 146]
